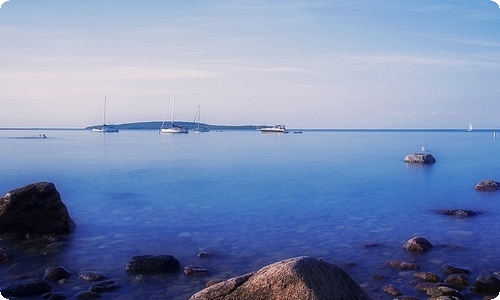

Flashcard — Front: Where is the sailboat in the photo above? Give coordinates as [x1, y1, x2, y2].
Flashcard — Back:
[192, 105, 209, 133]
[468, 123, 473, 132]
[92, 96, 119, 132]
[160, 96, 188, 134]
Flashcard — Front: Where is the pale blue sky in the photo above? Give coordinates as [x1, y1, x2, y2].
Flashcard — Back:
[1, 0, 499, 128]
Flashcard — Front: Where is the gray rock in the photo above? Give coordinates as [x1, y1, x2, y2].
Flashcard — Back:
[43, 266, 72, 281]
[444, 274, 470, 288]
[426, 286, 464, 300]
[404, 153, 436, 164]
[78, 271, 107, 282]
[189, 256, 372, 300]
[125, 255, 180, 274]
[0, 277, 52, 297]
[184, 265, 210, 275]
[381, 283, 404, 296]
[470, 275, 500, 295]
[89, 279, 121, 293]
[413, 271, 440, 282]
[437, 209, 481, 218]
[0, 182, 76, 234]
[441, 263, 472, 275]
[402, 237, 433, 252]
[385, 260, 420, 270]
[474, 180, 500, 191]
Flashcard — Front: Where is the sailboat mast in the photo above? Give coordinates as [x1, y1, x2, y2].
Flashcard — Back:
[171, 96, 175, 126]
[103, 96, 107, 125]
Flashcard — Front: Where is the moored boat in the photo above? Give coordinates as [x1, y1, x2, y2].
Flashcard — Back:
[260, 124, 288, 133]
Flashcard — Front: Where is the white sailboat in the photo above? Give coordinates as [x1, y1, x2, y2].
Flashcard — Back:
[92, 96, 119, 132]
[160, 96, 188, 134]
[192, 105, 209, 133]
[468, 123, 473, 132]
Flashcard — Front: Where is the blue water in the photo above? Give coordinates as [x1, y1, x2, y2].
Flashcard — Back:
[1, 129, 499, 299]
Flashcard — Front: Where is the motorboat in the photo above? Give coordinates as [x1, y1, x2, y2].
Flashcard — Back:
[259, 124, 288, 133]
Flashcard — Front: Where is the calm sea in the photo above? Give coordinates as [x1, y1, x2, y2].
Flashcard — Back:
[1, 129, 499, 299]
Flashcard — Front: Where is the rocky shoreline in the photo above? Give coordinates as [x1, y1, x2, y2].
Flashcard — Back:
[1, 181, 500, 299]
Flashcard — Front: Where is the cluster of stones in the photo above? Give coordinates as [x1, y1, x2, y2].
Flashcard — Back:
[2, 181, 500, 299]
[373, 236, 500, 299]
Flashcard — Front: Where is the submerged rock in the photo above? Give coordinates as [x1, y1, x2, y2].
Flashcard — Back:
[404, 153, 436, 164]
[43, 266, 73, 281]
[437, 209, 482, 218]
[125, 255, 181, 274]
[0, 278, 52, 297]
[0, 182, 76, 234]
[474, 180, 500, 191]
[403, 237, 433, 252]
[189, 256, 372, 300]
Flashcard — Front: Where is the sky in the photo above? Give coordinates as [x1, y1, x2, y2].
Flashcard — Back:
[0, 0, 500, 129]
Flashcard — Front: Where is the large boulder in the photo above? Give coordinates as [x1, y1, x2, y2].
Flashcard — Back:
[474, 180, 500, 191]
[189, 256, 372, 300]
[404, 153, 436, 164]
[0, 182, 76, 234]
[125, 255, 181, 274]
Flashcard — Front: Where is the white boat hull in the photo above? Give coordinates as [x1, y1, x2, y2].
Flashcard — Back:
[92, 125, 119, 133]
[260, 124, 288, 133]
[161, 126, 188, 134]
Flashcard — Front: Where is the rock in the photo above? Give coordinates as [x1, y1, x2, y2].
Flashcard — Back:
[43, 266, 72, 281]
[189, 256, 372, 300]
[413, 271, 440, 282]
[0, 277, 52, 297]
[426, 286, 464, 300]
[474, 180, 500, 191]
[404, 153, 436, 164]
[437, 209, 482, 218]
[184, 265, 210, 275]
[415, 282, 437, 293]
[441, 263, 472, 275]
[381, 283, 404, 296]
[470, 275, 500, 295]
[403, 237, 433, 252]
[371, 274, 386, 282]
[0, 247, 15, 263]
[89, 279, 121, 293]
[78, 271, 107, 282]
[41, 291, 67, 300]
[75, 291, 102, 299]
[444, 274, 470, 288]
[384, 260, 420, 270]
[0, 182, 76, 234]
[197, 251, 214, 258]
[125, 255, 181, 274]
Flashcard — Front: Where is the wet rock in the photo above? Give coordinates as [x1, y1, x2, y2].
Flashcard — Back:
[403, 237, 433, 252]
[125, 255, 180, 274]
[75, 291, 101, 299]
[394, 296, 420, 300]
[189, 256, 372, 300]
[437, 209, 482, 218]
[381, 283, 404, 296]
[0, 277, 52, 297]
[404, 153, 436, 164]
[474, 180, 500, 191]
[42, 291, 67, 299]
[0, 247, 14, 263]
[184, 265, 210, 275]
[444, 274, 470, 288]
[441, 263, 472, 275]
[89, 279, 121, 293]
[415, 282, 437, 294]
[78, 271, 107, 282]
[43, 266, 72, 281]
[426, 285, 464, 300]
[470, 275, 500, 295]
[385, 260, 420, 270]
[132, 275, 145, 283]
[197, 251, 214, 258]
[0, 182, 76, 234]
[414, 271, 440, 282]
[372, 274, 386, 282]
